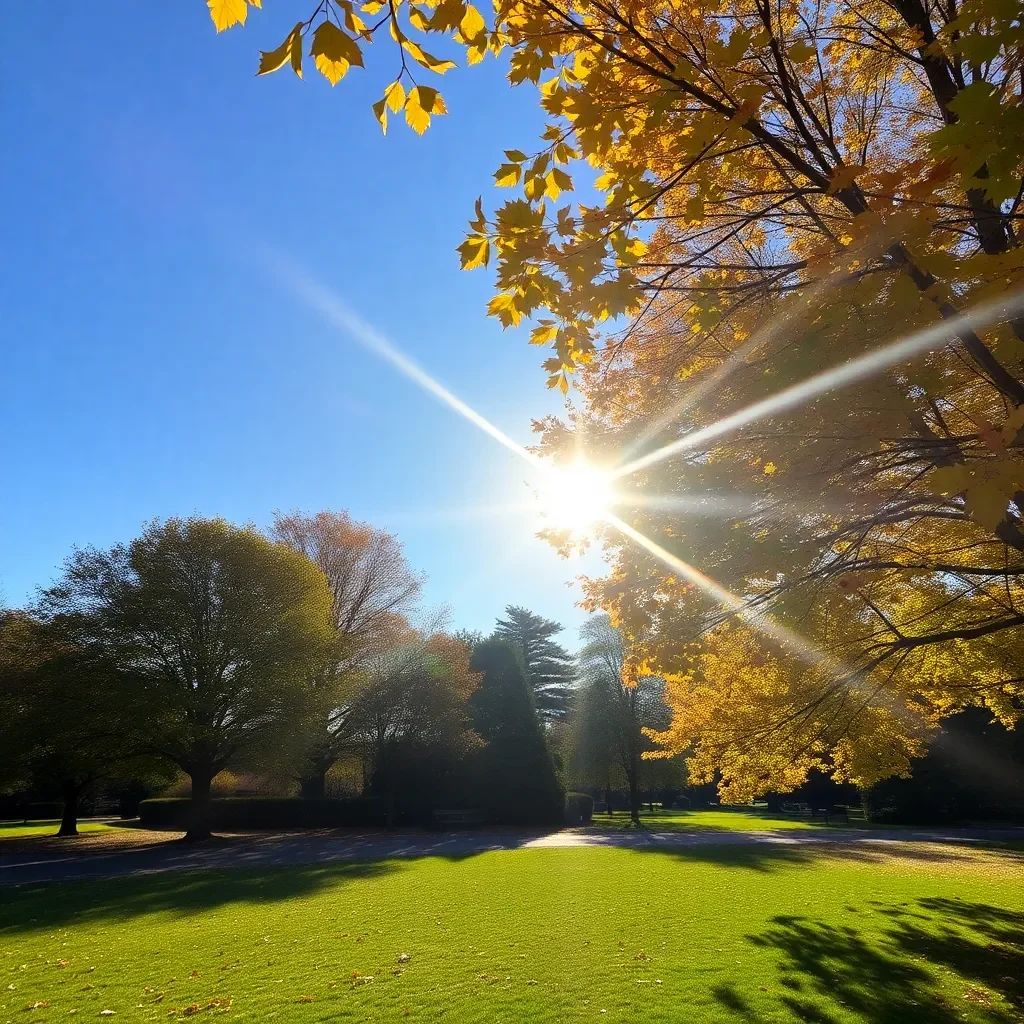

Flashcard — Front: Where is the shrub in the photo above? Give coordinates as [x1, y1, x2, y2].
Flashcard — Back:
[138, 797, 384, 830]
[564, 792, 594, 825]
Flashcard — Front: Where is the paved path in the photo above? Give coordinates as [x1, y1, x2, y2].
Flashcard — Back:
[2, 826, 1021, 887]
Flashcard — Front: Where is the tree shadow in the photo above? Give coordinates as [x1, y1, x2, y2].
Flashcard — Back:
[622, 836, 1024, 874]
[722, 897, 1024, 1023]
[0, 860, 405, 936]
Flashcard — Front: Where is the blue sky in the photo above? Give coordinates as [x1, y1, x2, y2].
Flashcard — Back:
[0, 2, 604, 640]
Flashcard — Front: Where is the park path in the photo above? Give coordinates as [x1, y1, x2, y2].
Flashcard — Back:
[2, 825, 1022, 886]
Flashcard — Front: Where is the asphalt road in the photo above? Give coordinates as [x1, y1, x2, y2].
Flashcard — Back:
[3, 825, 1022, 887]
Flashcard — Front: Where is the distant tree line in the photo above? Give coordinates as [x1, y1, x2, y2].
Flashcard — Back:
[10, 512, 1007, 838]
[0, 514, 579, 840]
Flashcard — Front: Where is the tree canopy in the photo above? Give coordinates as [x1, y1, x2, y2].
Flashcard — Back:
[42, 517, 339, 838]
[272, 509, 422, 797]
[209, 0, 1024, 799]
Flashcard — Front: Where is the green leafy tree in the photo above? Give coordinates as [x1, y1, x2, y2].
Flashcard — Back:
[493, 606, 575, 721]
[469, 638, 564, 825]
[42, 518, 339, 840]
[0, 611, 165, 836]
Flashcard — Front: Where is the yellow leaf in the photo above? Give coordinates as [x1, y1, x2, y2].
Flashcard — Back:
[258, 24, 302, 76]
[488, 292, 522, 328]
[403, 39, 457, 73]
[686, 196, 704, 221]
[361, 0, 385, 11]
[405, 86, 446, 134]
[504, 149, 527, 162]
[459, 3, 486, 40]
[826, 164, 866, 195]
[494, 163, 522, 187]
[966, 481, 1010, 531]
[289, 27, 303, 78]
[551, 167, 573, 192]
[208, 0, 247, 32]
[384, 80, 406, 113]
[311, 21, 363, 85]
[531, 323, 558, 345]
[763, 462, 777, 475]
[458, 235, 490, 270]
[409, 5, 431, 30]
[372, 97, 388, 134]
[787, 40, 816, 62]
[929, 464, 970, 495]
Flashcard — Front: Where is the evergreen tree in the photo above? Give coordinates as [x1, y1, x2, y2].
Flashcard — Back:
[493, 606, 575, 721]
[469, 639, 564, 826]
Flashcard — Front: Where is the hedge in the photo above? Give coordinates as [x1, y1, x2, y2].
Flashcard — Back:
[564, 792, 594, 825]
[138, 797, 384, 830]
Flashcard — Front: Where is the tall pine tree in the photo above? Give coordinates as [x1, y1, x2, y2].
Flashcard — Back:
[493, 606, 575, 722]
[469, 639, 564, 826]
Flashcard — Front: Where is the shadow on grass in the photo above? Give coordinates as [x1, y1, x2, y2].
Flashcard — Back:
[613, 835, 1024, 873]
[0, 860, 409, 936]
[716, 897, 1024, 1023]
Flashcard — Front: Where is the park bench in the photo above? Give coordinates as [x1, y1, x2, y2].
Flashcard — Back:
[808, 805, 849, 825]
[432, 808, 485, 830]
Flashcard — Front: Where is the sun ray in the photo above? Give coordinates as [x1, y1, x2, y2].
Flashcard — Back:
[613, 291, 1024, 480]
[266, 255, 542, 468]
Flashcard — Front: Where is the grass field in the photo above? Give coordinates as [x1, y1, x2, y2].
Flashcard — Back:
[0, 820, 116, 841]
[589, 808, 849, 831]
[2, 842, 1021, 1023]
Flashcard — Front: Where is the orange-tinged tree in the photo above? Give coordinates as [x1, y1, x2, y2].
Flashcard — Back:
[209, 0, 1024, 798]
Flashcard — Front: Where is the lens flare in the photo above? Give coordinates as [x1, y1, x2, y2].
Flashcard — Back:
[536, 460, 615, 531]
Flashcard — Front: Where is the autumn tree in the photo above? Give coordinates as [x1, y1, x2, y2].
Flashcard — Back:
[494, 605, 576, 720]
[272, 510, 422, 798]
[349, 624, 479, 824]
[209, 1, 1024, 796]
[469, 638, 565, 824]
[43, 518, 338, 840]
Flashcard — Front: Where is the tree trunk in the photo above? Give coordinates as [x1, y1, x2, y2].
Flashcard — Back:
[628, 752, 641, 825]
[57, 781, 80, 837]
[605, 783, 613, 816]
[185, 772, 214, 842]
[300, 771, 327, 800]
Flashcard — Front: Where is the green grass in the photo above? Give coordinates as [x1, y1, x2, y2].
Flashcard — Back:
[0, 820, 115, 840]
[589, 808, 848, 831]
[2, 842, 1022, 1023]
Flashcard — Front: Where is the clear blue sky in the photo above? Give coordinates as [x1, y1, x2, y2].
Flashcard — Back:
[0, 3, 604, 640]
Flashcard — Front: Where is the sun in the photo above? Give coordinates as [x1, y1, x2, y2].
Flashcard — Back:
[535, 460, 616, 532]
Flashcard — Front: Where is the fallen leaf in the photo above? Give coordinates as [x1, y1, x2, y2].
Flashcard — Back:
[298, 996, 313, 1003]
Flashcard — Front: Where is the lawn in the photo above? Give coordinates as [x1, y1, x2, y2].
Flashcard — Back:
[2, 842, 1021, 1023]
[589, 808, 848, 831]
[0, 820, 116, 841]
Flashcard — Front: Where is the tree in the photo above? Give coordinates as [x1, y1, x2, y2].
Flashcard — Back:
[272, 510, 422, 798]
[42, 518, 338, 840]
[0, 611, 169, 836]
[469, 638, 565, 824]
[210, 2, 1024, 794]
[350, 625, 479, 825]
[494, 606, 575, 720]
[574, 614, 679, 824]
